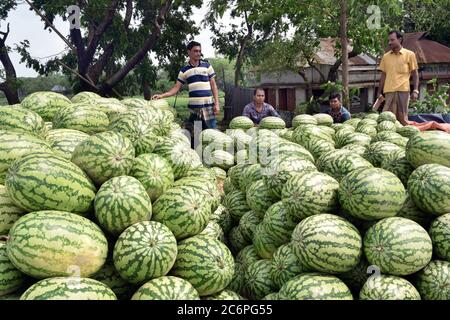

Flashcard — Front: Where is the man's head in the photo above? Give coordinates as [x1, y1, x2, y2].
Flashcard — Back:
[187, 41, 202, 61]
[253, 88, 266, 105]
[329, 92, 341, 110]
[388, 30, 403, 51]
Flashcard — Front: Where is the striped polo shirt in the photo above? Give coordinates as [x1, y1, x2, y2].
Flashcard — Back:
[177, 60, 216, 109]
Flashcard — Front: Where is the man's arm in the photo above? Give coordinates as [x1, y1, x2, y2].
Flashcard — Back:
[270, 105, 281, 117]
[411, 69, 419, 101]
[152, 81, 183, 100]
[242, 105, 250, 117]
[210, 77, 220, 115]
[377, 72, 386, 97]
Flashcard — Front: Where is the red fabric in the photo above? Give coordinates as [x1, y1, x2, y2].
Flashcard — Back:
[407, 121, 450, 132]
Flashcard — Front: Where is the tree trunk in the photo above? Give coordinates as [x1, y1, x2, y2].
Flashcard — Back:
[340, 0, 350, 110]
[298, 69, 313, 101]
[327, 51, 359, 82]
[234, 11, 253, 87]
[0, 24, 20, 104]
[143, 81, 151, 100]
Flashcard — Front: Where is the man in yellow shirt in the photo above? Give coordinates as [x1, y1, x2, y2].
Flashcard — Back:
[377, 30, 419, 125]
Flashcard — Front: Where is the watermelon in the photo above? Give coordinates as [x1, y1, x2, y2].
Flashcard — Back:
[305, 139, 335, 159]
[278, 273, 353, 300]
[203, 290, 244, 300]
[340, 143, 367, 156]
[313, 113, 334, 126]
[228, 164, 246, 189]
[381, 153, 414, 186]
[407, 164, 450, 216]
[152, 185, 211, 240]
[131, 276, 199, 300]
[261, 201, 298, 244]
[363, 141, 403, 167]
[356, 125, 377, 138]
[92, 260, 135, 300]
[20, 277, 116, 300]
[94, 176, 152, 235]
[359, 275, 421, 300]
[363, 217, 433, 276]
[5, 152, 96, 214]
[169, 129, 191, 147]
[246, 180, 277, 216]
[377, 120, 396, 132]
[0, 130, 53, 183]
[199, 220, 225, 242]
[0, 106, 47, 137]
[72, 131, 135, 185]
[172, 176, 220, 212]
[228, 226, 250, 254]
[406, 131, 450, 168]
[223, 177, 237, 194]
[223, 189, 250, 223]
[130, 153, 174, 202]
[259, 117, 286, 129]
[344, 118, 362, 127]
[230, 116, 254, 130]
[20, 91, 72, 121]
[0, 240, 27, 296]
[113, 221, 177, 284]
[294, 125, 334, 146]
[71, 91, 102, 103]
[240, 164, 263, 190]
[396, 194, 432, 229]
[291, 214, 362, 274]
[357, 118, 378, 129]
[243, 259, 277, 300]
[236, 245, 261, 268]
[364, 113, 379, 121]
[429, 214, 450, 261]
[171, 234, 235, 296]
[185, 166, 216, 183]
[46, 129, 90, 160]
[397, 125, 420, 138]
[262, 292, 280, 300]
[209, 150, 235, 170]
[318, 125, 335, 138]
[238, 211, 262, 242]
[377, 111, 397, 123]
[282, 172, 339, 220]
[211, 166, 227, 182]
[6, 211, 108, 278]
[0, 185, 25, 235]
[415, 260, 450, 300]
[121, 97, 148, 109]
[338, 168, 406, 220]
[270, 244, 310, 289]
[267, 142, 315, 163]
[252, 224, 284, 259]
[210, 205, 233, 234]
[316, 149, 373, 181]
[341, 133, 372, 148]
[292, 114, 317, 128]
[92, 97, 128, 120]
[338, 257, 370, 293]
[235, 149, 250, 165]
[53, 103, 109, 134]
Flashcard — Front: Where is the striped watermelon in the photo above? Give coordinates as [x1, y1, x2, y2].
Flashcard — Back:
[72, 131, 135, 185]
[292, 114, 317, 128]
[0, 106, 47, 137]
[278, 273, 353, 300]
[344, 118, 362, 128]
[20, 277, 116, 300]
[152, 185, 211, 240]
[53, 103, 109, 134]
[363, 217, 433, 276]
[210, 205, 233, 234]
[338, 257, 370, 293]
[113, 221, 177, 284]
[359, 275, 421, 300]
[211, 166, 227, 182]
[261, 201, 298, 244]
[171, 234, 235, 296]
[228, 226, 251, 254]
[305, 138, 335, 160]
[372, 131, 405, 145]
[363, 141, 403, 167]
[316, 149, 373, 181]
[6, 211, 108, 278]
[169, 129, 191, 147]
[397, 125, 420, 138]
[46, 129, 90, 160]
[381, 153, 414, 186]
[338, 168, 406, 220]
[120, 97, 148, 109]
[357, 118, 378, 128]
[92, 97, 128, 120]
[259, 117, 286, 129]
[313, 113, 334, 126]
[71, 91, 102, 103]
[0, 130, 53, 183]
[5, 152, 96, 214]
[199, 220, 225, 242]
[20, 91, 72, 122]
[246, 180, 277, 216]
[92, 260, 136, 300]
[131, 153, 174, 202]
[94, 176, 152, 235]
[396, 194, 432, 229]
[252, 224, 283, 259]
[236, 245, 261, 268]
[407, 164, 450, 216]
[291, 214, 362, 273]
[270, 244, 310, 289]
[294, 125, 334, 147]
[243, 259, 276, 300]
[172, 176, 220, 212]
[230, 116, 254, 130]
[267, 142, 315, 163]
[262, 292, 280, 300]
[415, 260, 450, 300]
[355, 125, 377, 138]
[240, 164, 263, 191]
[209, 150, 235, 170]
[0, 240, 27, 296]
[377, 120, 397, 132]
[0, 184, 25, 235]
[223, 189, 250, 223]
[406, 131, 450, 168]
[238, 211, 262, 242]
[377, 111, 396, 123]
[185, 166, 216, 182]
[364, 113, 379, 121]
[341, 133, 372, 148]
[235, 149, 249, 165]
[203, 289, 244, 300]
[429, 214, 450, 261]
[228, 164, 247, 189]
[223, 177, 238, 195]
[340, 143, 367, 156]
[282, 172, 339, 220]
[131, 276, 199, 300]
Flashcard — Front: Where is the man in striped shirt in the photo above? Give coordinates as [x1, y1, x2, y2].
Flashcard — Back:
[152, 41, 220, 129]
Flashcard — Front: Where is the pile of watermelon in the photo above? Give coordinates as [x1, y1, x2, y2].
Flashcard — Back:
[0, 91, 449, 301]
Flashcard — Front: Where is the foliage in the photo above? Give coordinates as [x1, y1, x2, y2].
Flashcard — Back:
[409, 79, 449, 114]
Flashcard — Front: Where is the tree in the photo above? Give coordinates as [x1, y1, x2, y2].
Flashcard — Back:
[0, 0, 19, 104]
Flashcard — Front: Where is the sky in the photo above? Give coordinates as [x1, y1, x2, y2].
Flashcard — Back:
[2, 2, 219, 77]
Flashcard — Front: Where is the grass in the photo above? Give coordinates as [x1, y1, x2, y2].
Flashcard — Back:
[165, 94, 225, 124]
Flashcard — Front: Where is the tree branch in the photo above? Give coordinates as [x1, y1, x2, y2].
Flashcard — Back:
[234, 10, 253, 86]
[0, 23, 10, 44]
[88, 42, 115, 83]
[124, 0, 133, 28]
[327, 50, 359, 82]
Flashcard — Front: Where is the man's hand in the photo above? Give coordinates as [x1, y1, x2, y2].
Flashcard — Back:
[411, 91, 419, 101]
[152, 94, 163, 100]
[213, 103, 220, 115]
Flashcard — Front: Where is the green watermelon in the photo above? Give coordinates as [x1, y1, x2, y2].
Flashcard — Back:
[291, 214, 362, 274]
[262, 292, 280, 300]
[20, 277, 116, 300]
[415, 260, 450, 300]
[199, 220, 225, 242]
[152, 185, 211, 240]
[429, 214, 450, 261]
[363, 141, 403, 167]
[363, 217, 433, 276]
[341, 133, 372, 148]
[259, 117, 286, 129]
[228, 226, 251, 254]
[228, 164, 246, 189]
[270, 244, 310, 289]
[5, 152, 96, 214]
[252, 224, 284, 259]
[236, 245, 261, 268]
[377, 111, 397, 123]
[261, 201, 298, 244]
[316, 149, 373, 181]
[230, 116, 254, 130]
[210, 205, 233, 234]
[359, 275, 421, 300]
[278, 273, 353, 300]
[53, 103, 109, 134]
[357, 118, 378, 129]
[344, 118, 362, 128]
[6, 211, 108, 278]
[246, 180, 277, 217]
[203, 289, 244, 300]
[71, 91, 101, 103]
[185, 166, 216, 182]
[381, 153, 414, 186]
[113, 221, 177, 284]
[92, 97, 128, 120]
[46, 129, 90, 160]
[407, 164, 450, 216]
[397, 125, 420, 138]
[292, 114, 317, 128]
[267, 142, 315, 163]
[0, 106, 47, 137]
[171, 234, 235, 296]
[364, 113, 379, 121]
[94, 176, 152, 235]
[406, 131, 450, 168]
[20, 91, 72, 121]
[356, 125, 377, 138]
[305, 138, 336, 159]
[130, 153, 174, 202]
[223, 189, 250, 223]
[243, 259, 277, 300]
[338, 168, 406, 220]
[282, 172, 339, 220]
[396, 194, 432, 229]
[340, 143, 367, 156]
[377, 120, 397, 132]
[0, 185, 25, 235]
[0, 240, 27, 296]
[209, 150, 235, 170]
[237, 211, 261, 242]
[92, 260, 136, 300]
[172, 176, 220, 212]
[120, 97, 148, 109]
[240, 164, 263, 190]
[131, 276, 199, 300]
[313, 113, 334, 126]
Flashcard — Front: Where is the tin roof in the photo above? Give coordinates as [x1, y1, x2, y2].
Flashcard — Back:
[399, 32, 450, 64]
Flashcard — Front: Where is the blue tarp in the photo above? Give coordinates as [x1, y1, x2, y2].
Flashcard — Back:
[408, 114, 450, 124]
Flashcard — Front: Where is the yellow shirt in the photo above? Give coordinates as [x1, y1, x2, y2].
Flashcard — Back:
[379, 47, 418, 93]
